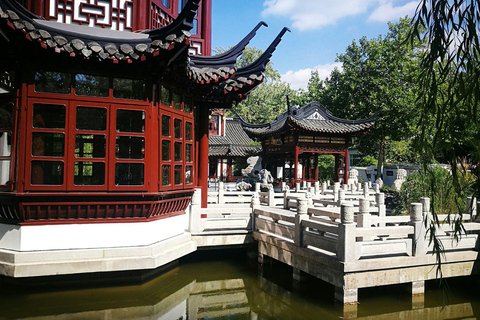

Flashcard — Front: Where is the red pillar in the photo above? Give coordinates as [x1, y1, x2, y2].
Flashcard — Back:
[134, 0, 149, 31]
[227, 158, 232, 181]
[314, 155, 319, 181]
[334, 154, 340, 182]
[294, 146, 299, 183]
[198, 107, 209, 208]
[202, 0, 212, 56]
[344, 149, 349, 184]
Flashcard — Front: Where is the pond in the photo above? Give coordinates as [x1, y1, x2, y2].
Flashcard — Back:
[0, 249, 479, 319]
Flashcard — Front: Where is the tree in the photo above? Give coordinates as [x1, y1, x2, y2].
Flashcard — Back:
[215, 46, 297, 124]
[303, 18, 423, 177]
[409, 0, 480, 272]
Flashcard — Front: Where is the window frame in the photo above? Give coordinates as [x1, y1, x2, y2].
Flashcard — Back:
[67, 101, 109, 191]
[108, 104, 150, 191]
[25, 98, 69, 191]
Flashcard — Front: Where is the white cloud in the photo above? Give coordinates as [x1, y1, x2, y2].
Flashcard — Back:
[368, 1, 418, 22]
[262, 0, 379, 31]
[281, 63, 342, 90]
[262, 0, 419, 31]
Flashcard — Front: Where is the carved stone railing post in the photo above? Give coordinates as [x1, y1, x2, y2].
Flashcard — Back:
[308, 186, 315, 195]
[283, 187, 290, 209]
[189, 188, 202, 234]
[343, 183, 348, 191]
[363, 182, 369, 198]
[333, 182, 340, 202]
[250, 192, 261, 232]
[301, 181, 307, 190]
[410, 202, 426, 256]
[295, 198, 309, 247]
[255, 182, 261, 192]
[306, 181, 311, 189]
[466, 196, 477, 221]
[376, 192, 386, 227]
[218, 181, 224, 204]
[268, 187, 275, 207]
[338, 204, 355, 262]
[314, 181, 320, 195]
[338, 189, 346, 206]
[357, 198, 372, 241]
[420, 197, 431, 223]
[322, 181, 327, 195]
[295, 182, 301, 192]
[281, 182, 287, 192]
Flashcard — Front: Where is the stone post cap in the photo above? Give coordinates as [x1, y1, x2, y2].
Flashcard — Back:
[341, 204, 354, 224]
[251, 192, 260, 208]
[297, 198, 308, 214]
[339, 189, 346, 200]
[420, 197, 430, 213]
[410, 203, 423, 221]
[191, 188, 201, 205]
[359, 198, 369, 213]
[375, 192, 385, 205]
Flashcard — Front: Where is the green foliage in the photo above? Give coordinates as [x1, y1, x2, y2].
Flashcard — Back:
[398, 166, 475, 217]
[359, 155, 378, 167]
[301, 18, 424, 176]
[317, 155, 335, 182]
[409, 0, 480, 273]
[214, 46, 296, 124]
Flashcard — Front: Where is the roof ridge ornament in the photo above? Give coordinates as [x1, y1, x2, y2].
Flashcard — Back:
[143, 0, 200, 39]
[235, 26, 291, 77]
[190, 21, 268, 69]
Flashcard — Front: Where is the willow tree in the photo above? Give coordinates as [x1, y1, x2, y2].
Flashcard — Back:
[409, 0, 480, 272]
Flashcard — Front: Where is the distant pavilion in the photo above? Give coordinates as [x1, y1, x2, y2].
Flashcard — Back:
[239, 102, 376, 184]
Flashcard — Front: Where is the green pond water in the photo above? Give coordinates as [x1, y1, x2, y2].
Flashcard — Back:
[0, 249, 479, 320]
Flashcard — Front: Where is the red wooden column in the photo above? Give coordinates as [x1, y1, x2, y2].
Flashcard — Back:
[334, 154, 340, 182]
[344, 148, 349, 184]
[314, 155, 319, 181]
[133, 0, 149, 31]
[198, 107, 209, 208]
[202, 0, 212, 56]
[294, 146, 299, 183]
[227, 158, 232, 181]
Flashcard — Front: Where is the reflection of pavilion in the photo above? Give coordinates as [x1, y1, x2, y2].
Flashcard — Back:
[239, 102, 376, 185]
[0, 259, 477, 319]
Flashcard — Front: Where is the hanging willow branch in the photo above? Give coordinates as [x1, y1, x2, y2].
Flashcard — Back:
[409, 0, 480, 273]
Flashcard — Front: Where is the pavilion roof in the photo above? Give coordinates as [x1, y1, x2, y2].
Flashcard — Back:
[0, 0, 288, 107]
[209, 118, 261, 157]
[239, 101, 377, 137]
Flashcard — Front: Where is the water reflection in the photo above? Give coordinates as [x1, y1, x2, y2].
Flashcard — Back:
[0, 252, 478, 320]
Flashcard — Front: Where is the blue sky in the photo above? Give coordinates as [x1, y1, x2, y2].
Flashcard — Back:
[212, 0, 419, 90]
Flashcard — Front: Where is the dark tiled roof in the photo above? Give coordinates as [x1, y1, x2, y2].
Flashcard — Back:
[240, 101, 376, 137]
[0, 0, 289, 106]
[209, 118, 261, 157]
[0, 0, 198, 62]
[288, 118, 374, 133]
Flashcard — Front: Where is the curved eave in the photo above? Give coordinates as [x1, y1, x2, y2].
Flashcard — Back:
[186, 21, 271, 85]
[190, 21, 267, 68]
[234, 27, 290, 78]
[0, 0, 198, 63]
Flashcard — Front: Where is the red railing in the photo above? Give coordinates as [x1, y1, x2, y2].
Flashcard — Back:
[0, 195, 192, 225]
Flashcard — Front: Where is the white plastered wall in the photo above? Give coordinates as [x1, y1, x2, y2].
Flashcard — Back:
[0, 214, 188, 251]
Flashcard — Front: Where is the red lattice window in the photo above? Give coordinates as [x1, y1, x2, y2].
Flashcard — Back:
[49, 0, 134, 31]
[150, 1, 174, 29]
